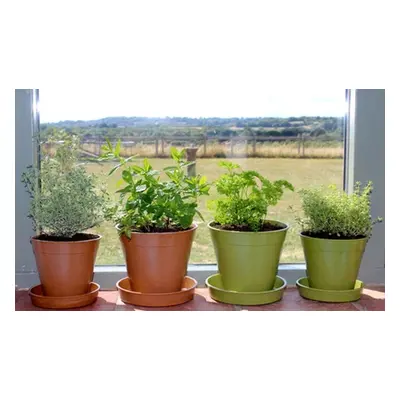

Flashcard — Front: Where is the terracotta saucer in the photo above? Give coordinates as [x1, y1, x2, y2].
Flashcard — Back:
[117, 276, 197, 307]
[29, 282, 100, 309]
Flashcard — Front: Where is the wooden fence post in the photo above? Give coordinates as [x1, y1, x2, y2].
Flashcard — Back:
[161, 135, 165, 155]
[252, 135, 256, 155]
[185, 147, 198, 177]
[302, 134, 305, 157]
[297, 134, 301, 156]
[155, 137, 159, 157]
[203, 134, 207, 156]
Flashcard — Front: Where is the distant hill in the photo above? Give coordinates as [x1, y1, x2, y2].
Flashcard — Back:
[44, 115, 341, 129]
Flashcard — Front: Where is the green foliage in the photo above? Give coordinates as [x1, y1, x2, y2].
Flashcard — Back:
[297, 182, 382, 238]
[100, 143, 210, 237]
[21, 131, 108, 238]
[209, 161, 294, 231]
[43, 116, 344, 141]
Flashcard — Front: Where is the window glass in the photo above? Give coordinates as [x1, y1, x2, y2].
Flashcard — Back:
[39, 88, 345, 265]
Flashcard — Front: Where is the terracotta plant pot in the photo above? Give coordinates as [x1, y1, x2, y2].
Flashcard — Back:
[301, 233, 368, 290]
[31, 234, 101, 297]
[208, 220, 288, 292]
[119, 224, 197, 293]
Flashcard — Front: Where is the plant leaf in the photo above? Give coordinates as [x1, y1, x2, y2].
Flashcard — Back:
[136, 184, 147, 193]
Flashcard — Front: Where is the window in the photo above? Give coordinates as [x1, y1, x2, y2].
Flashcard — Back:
[39, 88, 346, 266]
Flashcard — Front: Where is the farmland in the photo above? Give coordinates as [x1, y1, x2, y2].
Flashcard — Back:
[44, 115, 344, 264]
[87, 157, 343, 265]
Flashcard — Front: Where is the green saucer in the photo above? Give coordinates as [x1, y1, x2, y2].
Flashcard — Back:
[296, 277, 364, 303]
[205, 274, 286, 306]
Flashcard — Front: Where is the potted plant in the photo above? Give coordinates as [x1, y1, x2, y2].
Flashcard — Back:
[207, 161, 294, 294]
[21, 131, 107, 303]
[101, 142, 210, 296]
[297, 182, 382, 291]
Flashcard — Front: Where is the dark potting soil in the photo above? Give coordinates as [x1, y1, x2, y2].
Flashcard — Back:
[35, 233, 99, 242]
[211, 221, 284, 232]
[301, 231, 366, 240]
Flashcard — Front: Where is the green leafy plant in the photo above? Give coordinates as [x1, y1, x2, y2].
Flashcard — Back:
[21, 130, 108, 238]
[209, 161, 294, 231]
[100, 141, 210, 238]
[297, 182, 382, 239]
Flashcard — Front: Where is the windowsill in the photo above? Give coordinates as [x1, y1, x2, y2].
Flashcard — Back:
[15, 285, 385, 311]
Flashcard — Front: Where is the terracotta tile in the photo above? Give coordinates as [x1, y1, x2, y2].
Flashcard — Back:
[15, 286, 385, 311]
[15, 290, 29, 303]
[114, 295, 137, 311]
[364, 285, 385, 293]
[240, 288, 359, 311]
[15, 298, 51, 311]
[115, 288, 236, 311]
[98, 290, 119, 302]
[79, 290, 118, 311]
[351, 288, 385, 311]
[15, 290, 45, 311]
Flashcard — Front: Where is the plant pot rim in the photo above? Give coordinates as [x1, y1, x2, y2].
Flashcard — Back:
[207, 220, 289, 234]
[31, 233, 102, 243]
[116, 222, 198, 236]
[300, 232, 368, 242]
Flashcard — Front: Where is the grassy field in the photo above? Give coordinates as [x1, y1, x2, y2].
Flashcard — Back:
[79, 140, 344, 159]
[87, 157, 343, 265]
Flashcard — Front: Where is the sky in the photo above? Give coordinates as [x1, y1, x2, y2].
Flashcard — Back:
[39, 87, 347, 123]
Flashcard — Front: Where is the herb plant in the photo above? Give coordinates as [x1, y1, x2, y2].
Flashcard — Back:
[210, 161, 294, 231]
[100, 141, 210, 238]
[297, 182, 382, 239]
[21, 131, 107, 238]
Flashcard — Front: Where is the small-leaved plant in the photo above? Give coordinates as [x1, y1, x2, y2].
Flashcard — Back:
[100, 140, 210, 238]
[297, 181, 382, 239]
[209, 161, 294, 231]
[21, 130, 108, 238]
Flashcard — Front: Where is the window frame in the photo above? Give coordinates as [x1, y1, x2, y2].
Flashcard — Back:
[15, 89, 385, 289]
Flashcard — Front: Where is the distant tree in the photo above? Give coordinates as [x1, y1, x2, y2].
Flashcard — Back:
[281, 128, 303, 137]
[266, 130, 281, 136]
[311, 127, 326, 137]
[322, 119, 338, 132]
[243, 127, 254, 136]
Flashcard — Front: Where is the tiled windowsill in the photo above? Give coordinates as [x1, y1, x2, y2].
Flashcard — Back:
[15, 285, 385, 311]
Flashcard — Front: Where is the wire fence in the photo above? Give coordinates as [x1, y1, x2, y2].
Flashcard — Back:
[42, 134, 344, 159]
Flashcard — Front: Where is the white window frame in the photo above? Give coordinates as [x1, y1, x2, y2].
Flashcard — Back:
[15, 89, 385, 289]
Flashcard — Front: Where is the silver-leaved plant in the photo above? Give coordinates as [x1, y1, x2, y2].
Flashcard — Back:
[21, 130, 108, 238]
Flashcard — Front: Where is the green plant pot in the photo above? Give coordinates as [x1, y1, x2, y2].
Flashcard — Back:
[296, 277, 363, 303]
[208, 220, 288, 292]
[301, 233, 368, 291]
[206, 274, 286, 305]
